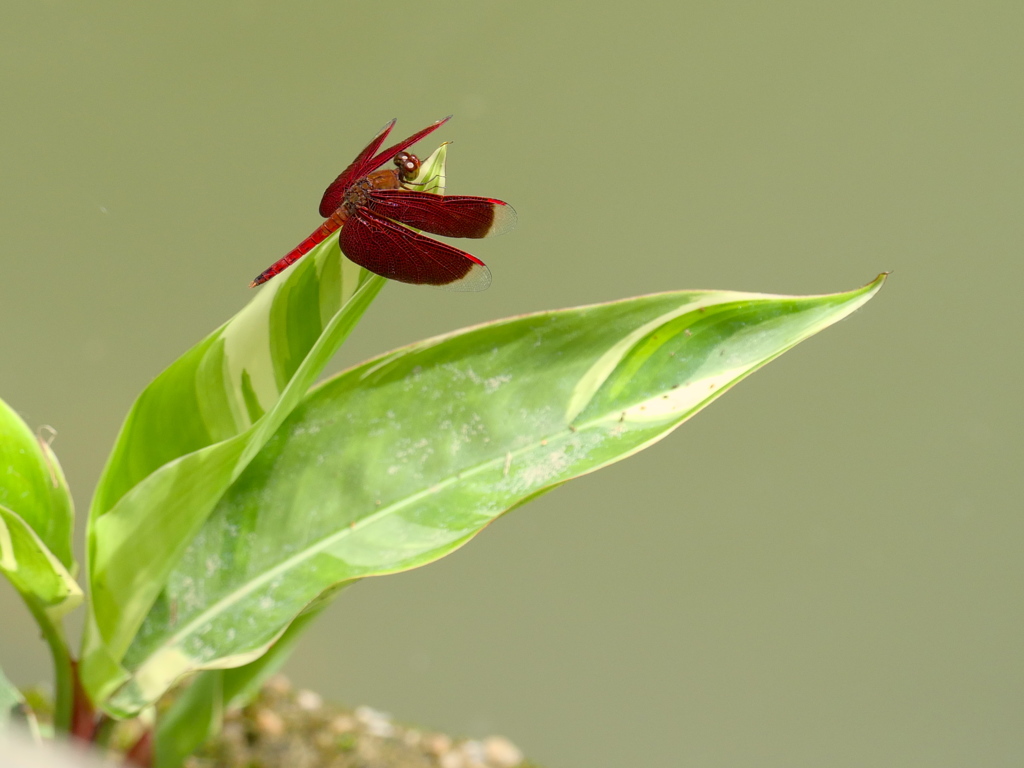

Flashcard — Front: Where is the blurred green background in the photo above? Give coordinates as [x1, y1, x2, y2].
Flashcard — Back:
[1, 2, 1021, 766]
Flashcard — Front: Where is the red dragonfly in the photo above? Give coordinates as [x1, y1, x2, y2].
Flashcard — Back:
[250, 116, 515, 290]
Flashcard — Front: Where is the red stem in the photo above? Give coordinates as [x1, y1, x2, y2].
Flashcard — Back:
[69, 660, 97, 742]
[125, 729, 153, 767]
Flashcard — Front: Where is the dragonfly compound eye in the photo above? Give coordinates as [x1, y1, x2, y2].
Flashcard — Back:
[399, 154, 420, 179]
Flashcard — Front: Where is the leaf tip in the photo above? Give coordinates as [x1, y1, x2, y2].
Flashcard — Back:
[868, 271, 890, 290]
[846, 272, 888, 305]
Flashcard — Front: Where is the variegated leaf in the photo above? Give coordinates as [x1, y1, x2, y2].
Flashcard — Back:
[82, 146, 449, 709]
[107, 275, 885, 714]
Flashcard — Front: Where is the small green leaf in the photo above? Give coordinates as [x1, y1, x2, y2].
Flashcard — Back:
[0, 397, 80, 616]
[82, 148, 447, 712]
[107, 275, 884, 714]
[0, 662, 38, 738]
[0, 399, 75, 576]
[0, 506, 81, 618]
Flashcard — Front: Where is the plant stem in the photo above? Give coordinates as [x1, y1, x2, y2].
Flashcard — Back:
[23, 598, 74, 734]
[126, 729, 154, 767]
[69, 659, 97, 741]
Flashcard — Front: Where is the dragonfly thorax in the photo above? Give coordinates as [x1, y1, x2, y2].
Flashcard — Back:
[341, 168, 404, 215]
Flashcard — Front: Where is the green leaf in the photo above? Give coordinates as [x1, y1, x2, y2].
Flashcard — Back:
[0, 397, 78, 732]
[0, 662, 39, 738]
[83, 142, 452, 712]
[153, 600, 329, 768]
[107, 275, 885, 714]
[0, 397, 75, 582]
[0, 398, 80, 731]
[0, 506, 81, 618]
[0, 666, 21, 725]
[152, 672, 221, 768]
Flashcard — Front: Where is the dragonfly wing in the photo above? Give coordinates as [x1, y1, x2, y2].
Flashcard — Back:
[366, 190, 517, 238]
[338, 207, 491, 291]
[319, 118, 397, 217]
[319, 117, 453, 218]
[367, 116, 452, 174]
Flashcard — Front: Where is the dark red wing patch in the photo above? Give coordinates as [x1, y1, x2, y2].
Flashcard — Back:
[365, 190, 517, 239]
[319, 119, 396, 217]
[338, 208, 491, 291]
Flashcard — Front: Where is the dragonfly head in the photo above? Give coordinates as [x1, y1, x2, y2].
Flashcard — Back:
[393, 151, 421, 182]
